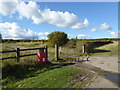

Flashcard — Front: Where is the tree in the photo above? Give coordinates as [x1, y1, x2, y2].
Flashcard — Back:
[47, 31, 68, 60]
[47, 31, 68, 47]
[67, 38, 77, 48]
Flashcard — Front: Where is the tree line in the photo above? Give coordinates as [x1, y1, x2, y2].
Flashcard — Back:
[0, 31, 119, 44]
[1, 39, 47, 43]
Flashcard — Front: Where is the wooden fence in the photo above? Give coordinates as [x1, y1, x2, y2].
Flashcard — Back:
[0, 46, 48, 62]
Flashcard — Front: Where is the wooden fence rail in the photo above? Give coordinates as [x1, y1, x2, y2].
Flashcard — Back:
[0, 50, 16, 53]
[0, 46, 48, 62]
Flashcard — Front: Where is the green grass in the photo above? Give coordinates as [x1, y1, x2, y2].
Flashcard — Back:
[1, 45, 16, 59]
[1, 42, 45, 59]
[14, 43, 40, 47]
[92, 51, 111, 56]
[73, 80, 91, 88]
[48, 51, 55, 54]
[2, 45, 15, 51]
[108, 44, 118, 54]
[1, 42, 99, 88]
[3, 66, 83, 88]
[92, 41, 119, 56]
[1, 44, 36, 61]
[2, 42, 42, 48]
[2, 62, 62, 87]
[95, 71, 105, 77]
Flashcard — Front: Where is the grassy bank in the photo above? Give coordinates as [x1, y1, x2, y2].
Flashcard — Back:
[3, 66, 89, 88]
[2, 63, 61, 88]
[93, 41, 119, 55]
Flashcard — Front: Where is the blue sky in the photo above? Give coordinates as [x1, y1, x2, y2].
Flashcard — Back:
[0, 1, 118, 39]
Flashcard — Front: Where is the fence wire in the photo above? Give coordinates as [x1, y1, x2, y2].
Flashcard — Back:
[59, 46, 87, 62]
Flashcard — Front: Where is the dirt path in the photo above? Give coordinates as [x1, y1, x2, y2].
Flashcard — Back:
[52, 62, 119, 88]
[87, 75, 118, 88]
[70, 62, 119, 88]
[86, 55, 118, 73]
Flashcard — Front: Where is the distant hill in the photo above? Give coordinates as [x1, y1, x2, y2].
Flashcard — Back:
[1, 38, 120, 43]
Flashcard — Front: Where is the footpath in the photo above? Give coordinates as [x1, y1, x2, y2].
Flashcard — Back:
[70, 62, 119, 88]
[87, 75, 118, 88]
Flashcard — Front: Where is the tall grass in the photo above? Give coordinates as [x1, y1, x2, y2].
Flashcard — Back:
[2, 54, 62, 88]
[3, 66, 83, 88]
[2, 44, 46, 87]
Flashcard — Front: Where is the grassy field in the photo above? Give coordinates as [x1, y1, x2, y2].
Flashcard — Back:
[2, 42, 42, 48]
[1, 40, 119, 61]
[2, 65, 95, 88]
[1, 43, 37, 61]
[1, 43, 94, 88]
[2, 40, 117, 88]
[1, 42, 54, 56]
[1, 40, 119, 63]
[93, 41, 118, 55]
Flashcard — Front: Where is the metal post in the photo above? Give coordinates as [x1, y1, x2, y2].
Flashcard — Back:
[16, 48, 20, 62]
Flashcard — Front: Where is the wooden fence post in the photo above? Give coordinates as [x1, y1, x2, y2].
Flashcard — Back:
[16, 48, 20, 62]
[39, 48, 44, 53]
[59, 46, 61, 57]
[45, 46, 48, 61]
[82, 45, 85, 53]
[55, 44, 59, 61]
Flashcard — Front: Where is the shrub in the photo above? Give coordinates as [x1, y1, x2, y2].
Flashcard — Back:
[47, 31, 68, 47]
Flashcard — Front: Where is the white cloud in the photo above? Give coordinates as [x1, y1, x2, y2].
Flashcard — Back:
[40, 9, 79, 28]
[0, 0, 89, 30]
[0, 22, 49, 39]
[41, 37, 48, 40]
[67, 34, 75, 38]
[108, 31, 120, 38]
[38, 32, 49, 36]
[0, 0, 18, 16]
[77, 34, 90, 39]
[100, 23, 112, 30]
[44, 32, 49, 36]
[91, 28, 98, 32]
[71, 18, 89, 29]
[17, 2, 85, 29]
[17, 1, 41, 20]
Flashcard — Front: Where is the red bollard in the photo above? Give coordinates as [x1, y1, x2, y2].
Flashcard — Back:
[37, 53, 47, 66]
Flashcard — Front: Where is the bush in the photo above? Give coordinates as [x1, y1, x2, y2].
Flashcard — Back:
[47, 31, 68, 47]
[67, 38, 77, 48]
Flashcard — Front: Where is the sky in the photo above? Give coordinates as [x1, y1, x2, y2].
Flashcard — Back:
[0, 0, 119, 40]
